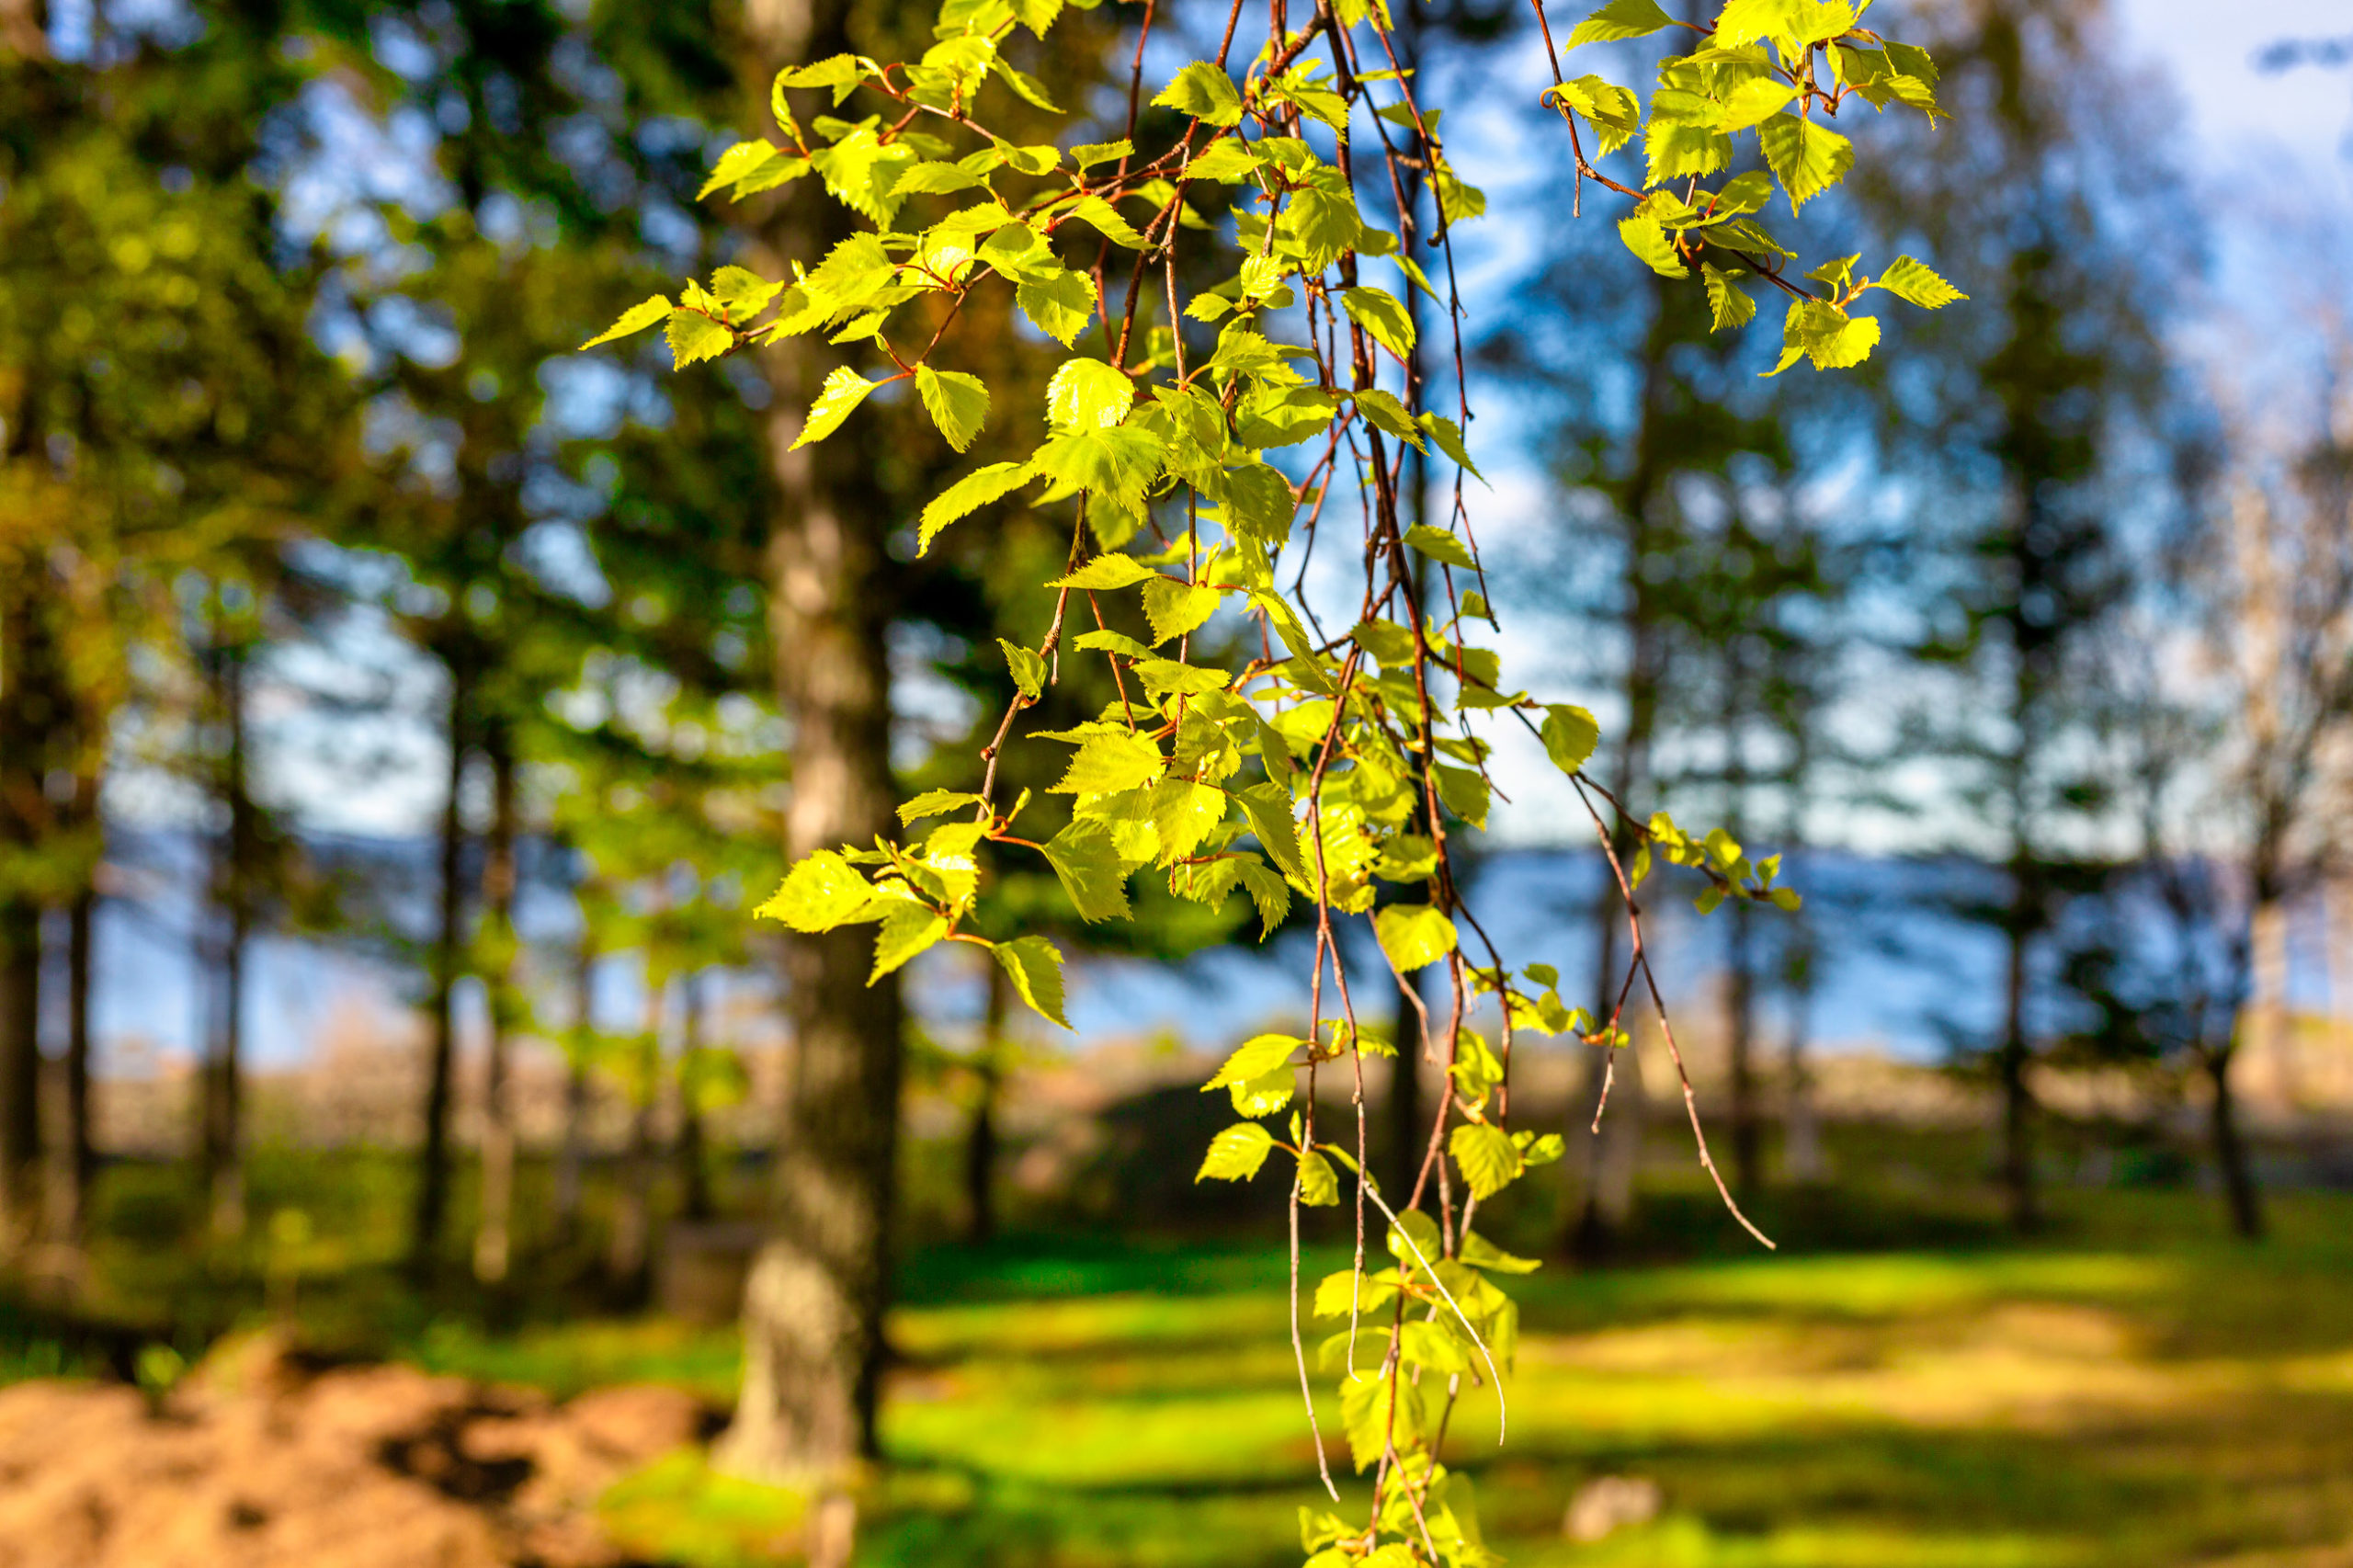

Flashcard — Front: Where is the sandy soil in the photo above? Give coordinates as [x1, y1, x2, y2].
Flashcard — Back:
[0, 1331, 712, 1568]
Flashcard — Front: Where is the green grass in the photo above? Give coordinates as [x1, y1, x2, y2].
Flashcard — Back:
[403, 1191, 2353, 1568]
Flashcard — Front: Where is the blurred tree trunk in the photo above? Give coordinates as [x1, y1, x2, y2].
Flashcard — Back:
[0, 585, 49, 1250]
[473, 727, 519, 1284]
[200, 631, 254, 1244]
[1721, 641, 1759, 1202]
[716, 0, 906, 1484]
[2201, 1034, 2261, 1239]
[61, 829, 92, 1239]
[1387, 977, 1424, 1202]
[554, 925, 596, 1244]
[1997, 846, 2040, 1233]
[606, 968, 662, 1291]
[678, 968, 715, 1223]
[1565, 278, 1677, 1266]
[963, 961, 1007, 1246]
[412, 657, 472, 1275]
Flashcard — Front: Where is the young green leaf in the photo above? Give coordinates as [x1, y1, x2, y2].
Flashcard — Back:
[1041, 820, 1134, 921]
[1049, 553, 1155, 590]
[1051, 730, 1165, 795]
[1353, 388, 1427, 450]
[790, 366, 880, 449]
[1205, 1032, 1304, 1090]
[1758, 112, 1855, 212]
[1061, 194, 1147, 248]
[1296, 1148, 1340, 1206]
[1540, 704, 1599, 775]
[1154, 61, 1245, 126]
[1047, 356, 1138, 430]
[1703, 263, 1757, 331]
[583, 295, 671, 350]
[754, 849, 874, 931]
[920, 461, 1035, 552]
[870, 903, 948, 981]
[1341, 286, 1415, 362]
[1234, 857, 1291, 937]
[999, 637, 1045, 700]
[1618, 213, 1688, 278]
[1229, 1065, 1297, 1117]
[1374, 903, 1458, 972]
[1565, 0, 1674, 47]
[666, 310, 734, 369]
[993, 935, 1070, 1028]
[898, 789, 983, 824]
[1402, 523, 1474, 570]
[1195, 1120, 1276, 1181]
[1449, 1120, 1523, 1199]
[1015, 268, 1097, 347]
[1459, 1230, 1542, 1273]
[1418, 414, 1485, 484]
[1150, 777, 1228, 864]
[1871, 254, 1966, 308]
[915, 364, 990, 452]
[1142, 575, 1221, 644]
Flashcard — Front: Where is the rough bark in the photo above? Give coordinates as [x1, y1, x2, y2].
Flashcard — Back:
[714, 0, 907, 1484]
[473, 730, 519, 1285]
[412, 660, 472, 1274]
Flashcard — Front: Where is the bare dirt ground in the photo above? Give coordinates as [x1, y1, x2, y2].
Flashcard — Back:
[0, 1331, 713, 1568]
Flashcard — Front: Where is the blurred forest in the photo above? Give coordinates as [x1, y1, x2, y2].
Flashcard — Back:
[1, 0, 2352, 1564]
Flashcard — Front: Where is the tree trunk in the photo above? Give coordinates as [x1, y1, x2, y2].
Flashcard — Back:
[473, 729, 519, 1285]
[202, 639, 253, 1244]
[1386, 986, 1423, 1204]
[0, 587, 52, 1250]
[717, 0, 906, 1484]
[964, 961, 1007, 1246]
[62, 878, 92, 1239]
[1781, 943, 1824, 1183]
[1996, 872, 2038, 1233]
[2202, 1041, 2263, 1240]
[412, 658, 472, 1275]
[678, 968, 715, 1223]
[607, 961, 663, 1290]
[554, 926, 596, 1244]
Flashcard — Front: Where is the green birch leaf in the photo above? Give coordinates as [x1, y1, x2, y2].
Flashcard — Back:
[1154, 61, 1245, 126]
[891, 160, 989, 195]
[1297, 1148, 1340, 1205]
[1205, 1032, 1304, 1090]
[1235, 781, 1304, 879]
[1150, 777, 1228, 864]
[1341, 287, 1415, 361]
[1041, 820, 1133, 921]
[1758, 112, 1855, 212]
[1142, 576, 1222, 644]
[1033, 426, 1164, 505]
[915, 365, 990, 453]
[776, 54, 867, 98]
[698, 140, 783, 199]
[1540, 704, 1600, 774]
[1449, 1120, 1523, 1199]
[898, 789, 983, 824]
[1047, 356, 1138, 430]
[1403, 523, 1473, 570]
[1196, 1120, 1276, 1181]
[993, 935, 1070, 1028]
[1419, 414, 1485, 483]
[1186, 138, 1264, 181]
[1618, 213, 1688, 278]
[1871, 254, 1966, 308]
[1071, 137, 1134, 167]
[999, 637, 1045, 700]
[790, 366, 879, 449]
[666, 310, 734, 369]
[1015, 267, 1098, 347]
[1354, 388, 1427, 450]
[920, 461, 1034, 552]
[1434, 763, 1490, 829]
[1052, 730, 1165, 795]
[1398, 1319, 1472, 1374]
[1374, 903, 1458, 972]
[1711, 0, 1801, 47]
[754, 850, 873, 931]
[1340, 1368, 1423, 1471]
[1074, 629, 1152, 659]
[1703, 263, 1757, 331]
[1460, 1230, 1542, 1273]
[1050, 554, 1154, 590]
[1061, 193, 1147, 248]
[583, 295, 671, 349]
[870, 903, 948, 982]
[1718, 75, 1799, 131]
[1565, 0, 1674, 47]
[1229, 1064, 1296, 1117]
[1234, 856, 1291, 937]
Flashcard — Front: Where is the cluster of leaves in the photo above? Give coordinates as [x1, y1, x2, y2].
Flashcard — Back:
[587, 0, 1948, 1561]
